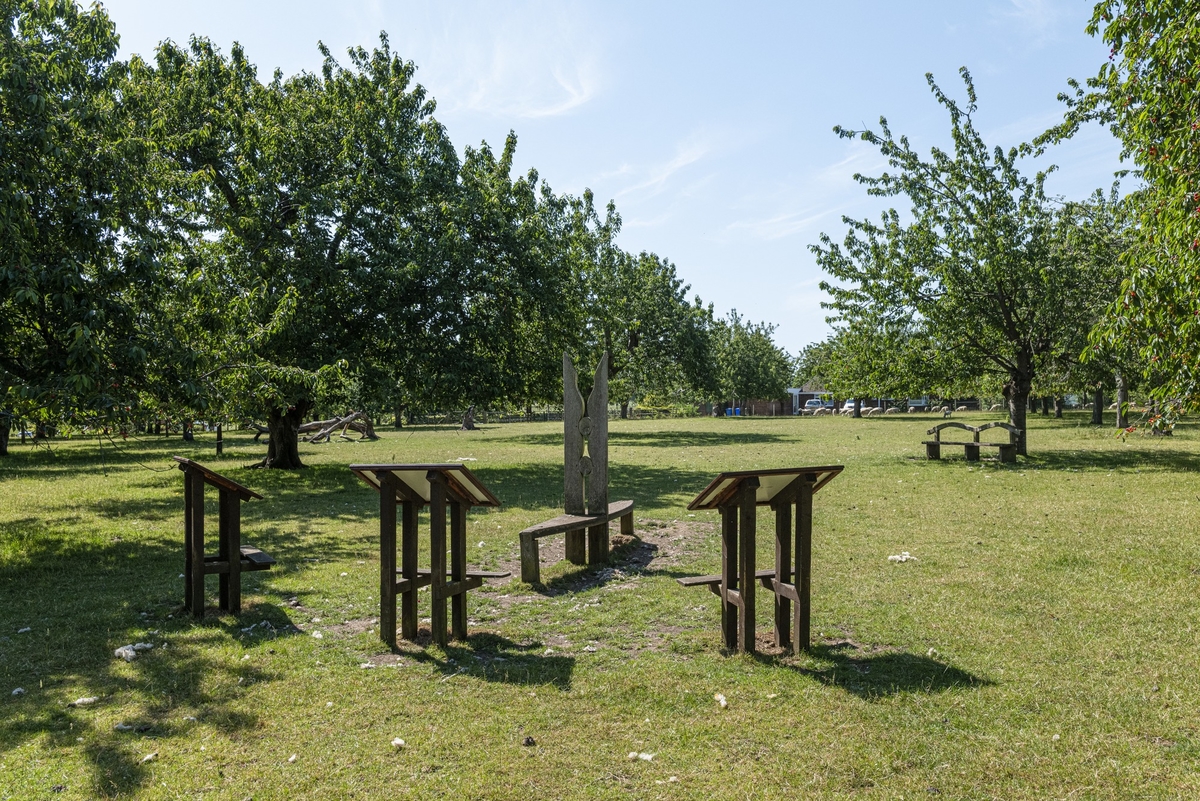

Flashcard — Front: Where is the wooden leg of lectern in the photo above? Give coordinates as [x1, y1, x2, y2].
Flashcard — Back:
[738, 478, 759, 653]
[795, 477, 814, 652]
[183, 472, 194, 614]
[226, 494, 242, 614]
[773, 499, 792, 650]
[378, 473, 399, 647]
[565, 528, 586, 564]
[450, 501, 467, 641]
[188, 471, 206, 618]
[719, 505, 738, 650]
[401, 499, 419, 641]
[428, 473, 448, 647]
[218, 489, 230, 612]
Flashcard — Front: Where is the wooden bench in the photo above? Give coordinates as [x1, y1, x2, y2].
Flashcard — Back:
[175, 457, 275, 617]
[519, 499, 635, 583]
[923, 421, 1020, 463]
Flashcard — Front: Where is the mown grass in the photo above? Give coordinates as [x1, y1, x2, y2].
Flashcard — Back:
[2, 412, 1200, 799]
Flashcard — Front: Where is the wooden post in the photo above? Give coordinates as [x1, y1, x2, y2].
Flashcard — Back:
[719, 504, 738, 650]
[565, 527, 587, 564]
[400, 496, 419, 640]
[587, 522, 608, 565]
[773, 496, 792, 650]
[563, 354, 585, 516]
[378, 472, 399, 647]
[218, 488, 242, 613]
[795, 475, 815, 651]
[586, 353, 609, 517]
[187, 470, 206, 617]
[738, 477, 759, 653]
[519, 533, 541, 584]
[183, 467, 194, 615]
[450, 499, 467, 641]
[428, 471, 448, 646]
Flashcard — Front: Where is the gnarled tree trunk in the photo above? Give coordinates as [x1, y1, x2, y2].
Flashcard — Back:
[263, 402, 311, 469]
[1053, 397, 1063, 419]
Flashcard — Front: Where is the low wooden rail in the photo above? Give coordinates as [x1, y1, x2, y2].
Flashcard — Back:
[923, 421, 1020, 463]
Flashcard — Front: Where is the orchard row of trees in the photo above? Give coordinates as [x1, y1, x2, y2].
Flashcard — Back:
[800, 4, 1199, 458]
[0, 1, 792, 465]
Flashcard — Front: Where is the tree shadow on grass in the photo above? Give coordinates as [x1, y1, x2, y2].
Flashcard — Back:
[753, 641, 993, 701]
[491, 429, 791, 449]
[1023, 447, 1200, 473]
[0, 519, 301, 797]
[399, 632, 575, 690]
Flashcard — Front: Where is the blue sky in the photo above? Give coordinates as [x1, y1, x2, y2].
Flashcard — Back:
[99, 0, 1122, 355]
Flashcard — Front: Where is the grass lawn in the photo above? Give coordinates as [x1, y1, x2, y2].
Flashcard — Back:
[2, 412, 1200, 799]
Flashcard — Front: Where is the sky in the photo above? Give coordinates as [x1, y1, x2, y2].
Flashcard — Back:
[97, 0, 1123, 356]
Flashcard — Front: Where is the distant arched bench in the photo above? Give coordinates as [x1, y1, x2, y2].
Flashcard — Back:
[923, 421, 1020, 463]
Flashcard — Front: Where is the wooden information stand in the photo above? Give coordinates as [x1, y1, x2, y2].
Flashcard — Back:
[350, 463, 508, 647]
[175, 457, 275, 618]
[678, 466, 843, 653]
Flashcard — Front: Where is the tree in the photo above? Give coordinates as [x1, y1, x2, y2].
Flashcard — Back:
[813, 69, 1099, 455]
[712, 311, 791, 410]
[0, 0, 160, 453]
[567, 196, 716, 416]
[1041, 3, 1200, 412]
[130, 35, 465, 467]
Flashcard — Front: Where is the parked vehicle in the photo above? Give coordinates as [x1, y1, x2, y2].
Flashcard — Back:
[802, 399, 824, 415]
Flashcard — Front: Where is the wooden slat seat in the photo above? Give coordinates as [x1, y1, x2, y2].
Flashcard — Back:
[924, 421, 1020, 463]
[519, 499, 635, 583]
[202, 546, 276, 575]
[678, 568, 777, 595]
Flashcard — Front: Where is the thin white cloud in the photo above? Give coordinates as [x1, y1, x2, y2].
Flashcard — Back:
[614, 136, 714, 200]
[396, 1, 604, 120]
[993, 0, 1064, 47]
[722, 142, 888, 242]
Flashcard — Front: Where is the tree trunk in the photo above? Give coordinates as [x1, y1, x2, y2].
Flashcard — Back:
[1115, 372, 1129, 429]
[0, 411, 9, 456]
[852, 398, 862, 418]
[182, 422, 194, 441]
[460, 406, 477, 431]
[1004, 351, 1034, 456]
[1091, 387, 1104, 425]
[1040, 396, 1049, 416]
[216, 423, 223, 455]
[394, 402, 404, 429]
[264, 402, 311, 469]
[1053, 397, 1063, 418]
[620, 400, 629, 419]
[1028, 396, 1037, 412]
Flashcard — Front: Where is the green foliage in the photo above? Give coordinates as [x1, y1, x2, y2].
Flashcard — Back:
[0, 0, 158, 421]
[711, 310, 791, 402]
[813, 69, 1104, 451]
[1045, 3, 1200, 409]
